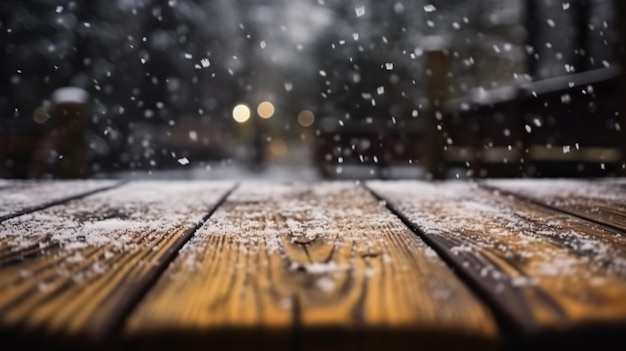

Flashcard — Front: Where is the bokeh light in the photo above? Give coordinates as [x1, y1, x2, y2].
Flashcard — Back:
[32, 107, 50, 124]
[297, 110, 315, 127]
[232, 104, 251, 123]
[257, 101, 275, 119]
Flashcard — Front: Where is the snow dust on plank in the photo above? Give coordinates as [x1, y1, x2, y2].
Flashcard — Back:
[484, 179, 626, 234]
[126, 182, 497, 350]
[0, 181, 234, 342]
[0, 179, 12, 189]
[0, 180, 121, 222]
[367, 181, 626, 340]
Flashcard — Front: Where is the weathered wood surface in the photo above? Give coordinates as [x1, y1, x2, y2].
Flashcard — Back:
[0, 180, 120, 222]
[367, 181, 626, 346]
[485, 179, 626, 233]
[2, 179, 626, 350]
[126, 182, 497, 350]
[0, 181, 234, 347]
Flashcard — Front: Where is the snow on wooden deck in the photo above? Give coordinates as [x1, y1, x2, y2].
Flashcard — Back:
[1, 179, 626, 349]
[0, 180, 119, 220]
[126, 182, 496, 349]
[367, 180, 626, 334]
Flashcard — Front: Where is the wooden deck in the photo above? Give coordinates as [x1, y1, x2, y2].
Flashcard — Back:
[0, 180, 625, 350]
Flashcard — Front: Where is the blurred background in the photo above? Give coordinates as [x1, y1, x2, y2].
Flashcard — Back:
[1, 0, 625, 180]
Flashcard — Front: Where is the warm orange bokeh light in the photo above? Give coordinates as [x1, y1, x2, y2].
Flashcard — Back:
[257, 101, 275, 119]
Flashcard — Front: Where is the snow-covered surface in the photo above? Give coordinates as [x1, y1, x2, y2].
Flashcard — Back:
[101, 163, 320, 181]
[485, 179, 626, 205]
[0, 182, 234, 253]
[367, 181, 626, 288]
[184, 183, 365, 259]
[143, 182, 498, 334]
[176, 182, 457, 298]
[0, 180, 118, 219]
[98, 160, 428, 181]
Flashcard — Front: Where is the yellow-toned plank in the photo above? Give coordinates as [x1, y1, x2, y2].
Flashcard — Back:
[485, 179, 626, 233]
[0, 180, 120, 222]
[126, 182, 497, 350]
[368, 181, 626, 341]
[0, 181, 234, 344]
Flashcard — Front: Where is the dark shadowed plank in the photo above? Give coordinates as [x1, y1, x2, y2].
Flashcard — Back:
[367, 181, 626, 347]
[125, 182, 497, 350]
[0, 181, 234, 347]
[485, 179, 626, 233]
[0, 180, 121, 222]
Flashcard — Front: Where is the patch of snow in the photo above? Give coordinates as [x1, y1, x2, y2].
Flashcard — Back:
[0, 180, 118, 219]
[315, 277, 335, 291]
[486, 179, 626, 205]
[367, 181, 626, 285]
[0, 182, 233, 266]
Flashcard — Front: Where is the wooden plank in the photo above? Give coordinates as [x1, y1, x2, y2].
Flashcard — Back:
[0, 180, 121, 222]
[0, 181, 234, 347]
[485, 179, 626, 233]
[367, 181, 626, 347]
[125, 182, 498, 350]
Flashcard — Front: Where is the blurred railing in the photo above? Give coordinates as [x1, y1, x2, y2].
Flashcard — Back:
[314, 66, 625, 179]
[443, 66, 623, 178]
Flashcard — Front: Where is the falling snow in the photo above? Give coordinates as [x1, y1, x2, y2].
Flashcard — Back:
[423, 5, 436, 13]
[355, 5, 365, 17]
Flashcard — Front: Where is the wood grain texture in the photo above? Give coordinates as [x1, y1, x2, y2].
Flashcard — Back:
[367, 181, 626, 346]
[126, 182, 497, 350]
[0, 181, 234, 347]
[0, 180, 121, 222]
[484, 179, 626, 233]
